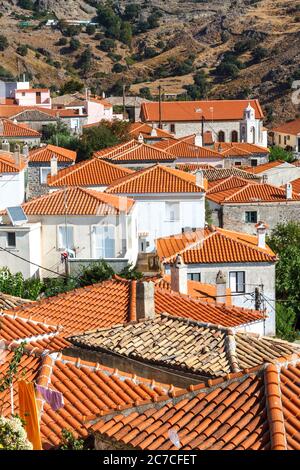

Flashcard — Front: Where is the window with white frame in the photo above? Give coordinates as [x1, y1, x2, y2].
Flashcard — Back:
[165, 202, 180, 222]
[93, 225, 116, 259]
[58, 225, 74, 250]
[187, 273, 201, 282]
[229, 271, 245, 293]
[40, 167, 51, 184]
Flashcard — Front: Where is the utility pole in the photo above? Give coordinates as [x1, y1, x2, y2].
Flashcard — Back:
[201, 115, 205, 144]
[254, 287, 262, 311]
[158, 85, 162, 129]
[122, 82, 126, 118]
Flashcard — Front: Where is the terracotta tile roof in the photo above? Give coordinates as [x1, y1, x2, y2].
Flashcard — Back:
[207, 182, 300, 204]
[201, 167, 260, 182]
[16, 88, 49, 93]
[0, 105, 86, 119]
[129, 122, 175, 139]
[93, 140, 138, 159]
[272, 118, 300, 135]
[0, 153, 26, 173]
[96, 140, 176, 164]
[91, 358, 300, 450]
[154, 138, 223, 159]
[207, 175, 256, 193]
[141, 100, 264, 122]
[175, 163, 214, 172]
[156, 227, 277, 264]
[0, 311, 69, 351]
[4, 279, 135, 336]
[47, 158, 133, 187]
[284, 177, 300, 194]
[213, 142, 269, 156]
[29, 144, 76, 163]
[69, 314, 300, 378]
[292, 160, 300, 167]
[153, 287, 264, 327]
[106, 164, 205, 194]
[10, 186, 135, 216]
[244, 160, 287, 174]
[158, 275, 232, 305]
[0, 293, 33, 310]
[0, 341, 168, 449]
[0, 118, 41, 137]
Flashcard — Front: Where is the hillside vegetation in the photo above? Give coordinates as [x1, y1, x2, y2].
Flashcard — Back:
[0, 0, 299, 124]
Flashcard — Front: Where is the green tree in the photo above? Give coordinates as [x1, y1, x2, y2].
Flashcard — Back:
[77, 260, 114, 287]
[0, 268, 42, 300]
[269, 146, 294, 162]
[0, 35, 8, 51]
[267, 222, 300, 339]
[16, 44, 28, 56]
[118, 263, 143, 280]
[60, 79, 84, 94]
[59, 429, 85, 450]
[69, 37, 80, 51]
[123, 3, 141, 21]
[120, 21, 132, 47]
[86, 24, 96, 35]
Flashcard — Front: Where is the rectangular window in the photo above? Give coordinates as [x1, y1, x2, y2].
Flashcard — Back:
[251, 159, 258, 167]
[284, 136, 287, 146]
[234, 161, 242, 166]
[165, 202, 180, 222]
[93, 225, 116, 259]
[187, 273, 201, 282]
[7, 232, 16, 248]
[170, 124, 175, 133]
[58, 226, 74, 250]
[40, 167, 51, 184]
[229, 271, 245, 293]
[279, 135, 281, 144]
[245, 211, 257, 223]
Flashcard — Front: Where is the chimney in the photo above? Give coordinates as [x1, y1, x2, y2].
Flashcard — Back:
[50, 155, 58, 177]
[255, 221, 268, 249]
[262, 174, 268, 184]
[194, 134, 203, 147]
[170, 254, 188, 295]
[286, 182, 292, 200]
[216, 270, 227, 304]
[150, 127, 157, 137]
[2, 140, 10, 153]
[138, 133, 144, 143]
[22, 143, 29, 158]
[136, 281, 155, 321]
[195, 169, 204, 188]
[14, 144, 20, 167]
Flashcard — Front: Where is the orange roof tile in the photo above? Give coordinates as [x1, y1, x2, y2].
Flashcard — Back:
[16, 88, 49, 93]
[159, 275, 232, 305]
[284, 177, 300, 194]
[92, 359, 300, 450]
[213, 142, 269, 156]
[156, 227, 277, 264]
[292, 160, 300, 167]
[272, 118, 300, 136]
[207, 175, 256, 193]
[96, 140, 176, 164]
[244, 160, 287, 174]
[129, 122, 175, 139]
[0, 118, 40, 137]
[7, 187, 135, 216]
[106, 164, 205, 194]
[0, 341, 168, 449]
[175, 163, 214, 171]
[47, 158, 133, 187]
[29, 144, 76, 163]
[0, 153, 26, 173]
[207, 182, 300, 204]
[141, 99, 264, 122]
[154, 138, 223, 159]
[0, 105, 87, 119]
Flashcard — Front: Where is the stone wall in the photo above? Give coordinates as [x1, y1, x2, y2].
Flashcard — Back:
[26, 162, 72, 200]
[222, 202, 300, 234]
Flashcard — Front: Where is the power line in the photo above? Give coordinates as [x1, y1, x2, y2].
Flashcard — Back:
[0, 245, 72, 279]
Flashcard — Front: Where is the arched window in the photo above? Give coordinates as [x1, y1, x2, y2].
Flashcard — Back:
[218, 130, 225, 142]
[250, 126, 256, 144]
[231, 130, 238, 142]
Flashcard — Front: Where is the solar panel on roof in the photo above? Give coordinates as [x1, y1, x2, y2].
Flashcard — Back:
[6, 206, 28, 226]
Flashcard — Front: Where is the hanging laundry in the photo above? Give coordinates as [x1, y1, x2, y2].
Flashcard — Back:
[35, 384, 64, 411]
[18, 380, 42, 451]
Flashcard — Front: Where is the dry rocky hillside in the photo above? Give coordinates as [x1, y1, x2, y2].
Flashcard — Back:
[0, 0, 299, 124]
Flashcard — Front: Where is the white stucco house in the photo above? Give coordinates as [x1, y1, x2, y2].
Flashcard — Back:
[141, 100, 268, 147]
[244, 160, 300, 187]
[0, 152, 26, 210]
[156, 224, 277, 336]
[105, 164, 206, 253]
[0, 187, 138, 279]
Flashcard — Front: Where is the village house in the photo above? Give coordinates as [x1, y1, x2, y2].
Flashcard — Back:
[26, 144, 77, 199]
[211, 142, 270, 167]
[243, 160, 300, 187]
[156, 225, 277, 335]
[105, 164, 206, 253]
[141, 100, 268, 147]
[206, 177, 300, 234]
[53, 92, 113, 125]
[47, 158, 134, 192]
[0, 187, 138, 279]
[0, 79, 52, 109]
[128, 122, 176, 144]
[0, 118, 41, 147]
[0, 150, 26, 209]
[269, 118, 300, 156]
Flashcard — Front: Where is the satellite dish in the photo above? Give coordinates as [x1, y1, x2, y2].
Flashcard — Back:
[6, 206, 28, 226]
